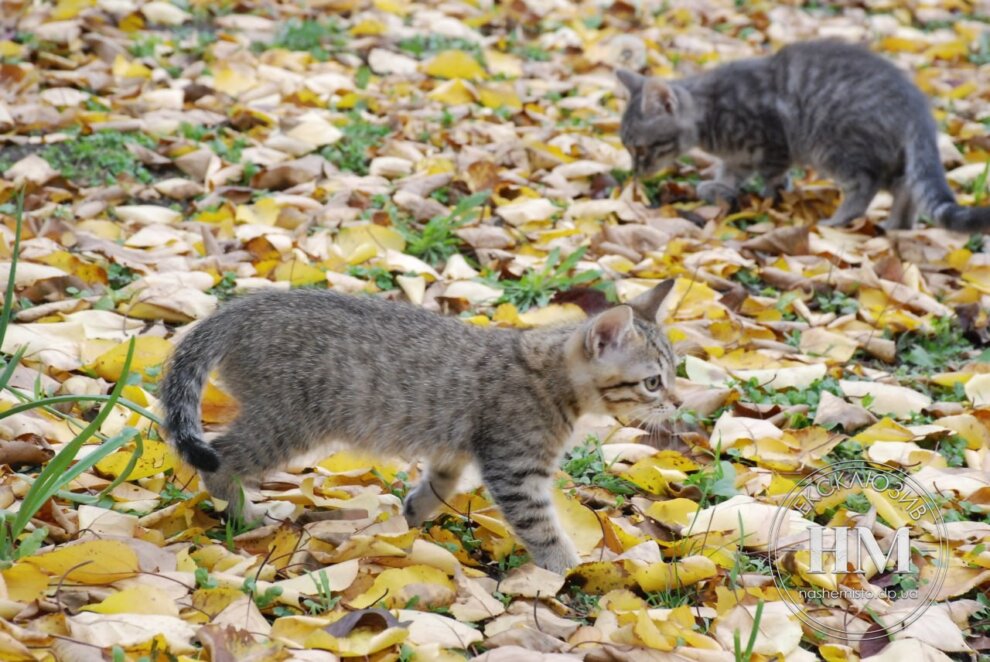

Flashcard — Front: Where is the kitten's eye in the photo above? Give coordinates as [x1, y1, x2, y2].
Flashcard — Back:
[643, 375, 662, 391]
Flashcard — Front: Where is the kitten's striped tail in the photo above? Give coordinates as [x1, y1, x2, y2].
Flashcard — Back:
[158, 317, 230, 472]
[907, 125, 990, 233]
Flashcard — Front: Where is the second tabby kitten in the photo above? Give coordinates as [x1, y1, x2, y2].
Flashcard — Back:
[618, 39, 990, 232]
[159, 282, 681, 573]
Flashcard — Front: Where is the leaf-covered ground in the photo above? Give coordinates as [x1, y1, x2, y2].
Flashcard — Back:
[1, 0, 990, 660]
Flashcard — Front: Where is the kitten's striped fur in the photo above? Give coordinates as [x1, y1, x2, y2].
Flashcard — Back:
[618, 39, 990, 232]
[159, 282, 680, 573]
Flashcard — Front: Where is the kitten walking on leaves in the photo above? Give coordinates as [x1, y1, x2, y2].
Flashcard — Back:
[618, 39, 990, 232]
[159, 281, 681, 574]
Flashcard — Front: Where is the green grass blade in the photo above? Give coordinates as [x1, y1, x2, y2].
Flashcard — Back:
[0, 188, 24, 359]
[60, 428, 139, 492]
[10, 338, 136, 538]
[556, 245, 587, 274]
[0, 344, 26, 391]
[743, 599, 765, 660]
[0, 392, 162, 426]
[95, 432, 144, 498]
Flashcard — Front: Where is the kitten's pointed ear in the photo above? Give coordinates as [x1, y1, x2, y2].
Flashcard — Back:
[616, 69, 644, 94]
[628, 279, 676, 322]
[586, 305, 635, 358]
[641, 78, 677, 115]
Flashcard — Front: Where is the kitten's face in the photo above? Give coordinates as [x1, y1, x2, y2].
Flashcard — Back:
[620, 107, 682, 176]
[617, 70, 684, 176]
[572, 281, 681, 429]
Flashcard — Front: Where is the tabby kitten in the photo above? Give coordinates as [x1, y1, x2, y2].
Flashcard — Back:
[618, 39, 990, 232]
[159, 282, 680, 573]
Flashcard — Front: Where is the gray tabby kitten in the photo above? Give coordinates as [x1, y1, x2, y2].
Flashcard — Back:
[159, 282, 680, 573]
[618, 39, 990, 232]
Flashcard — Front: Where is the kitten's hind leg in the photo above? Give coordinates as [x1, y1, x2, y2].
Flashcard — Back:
[882, 181, 916, 231]
[480, 462, 579, 575]
[821, 176, 880, 227]
[200, 420, 277, 524]
[403, 458, 467, 526]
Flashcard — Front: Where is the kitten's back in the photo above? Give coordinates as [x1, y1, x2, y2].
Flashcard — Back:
[212, 289, 509, 449]
[769, 40, 929, 171]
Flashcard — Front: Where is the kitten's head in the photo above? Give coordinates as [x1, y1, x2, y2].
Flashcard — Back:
[617, 70, 690, 176]
[572, 280, 681, 428]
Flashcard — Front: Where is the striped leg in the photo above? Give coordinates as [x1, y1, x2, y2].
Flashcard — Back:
[481, 463, 579, 574]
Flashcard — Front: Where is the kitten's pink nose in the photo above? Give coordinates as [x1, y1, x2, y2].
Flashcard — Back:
[669, 390, 683, 408]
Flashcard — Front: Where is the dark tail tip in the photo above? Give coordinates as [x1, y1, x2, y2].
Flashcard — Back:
[176, 435, 221, 472]
[940, 204, 990, 233]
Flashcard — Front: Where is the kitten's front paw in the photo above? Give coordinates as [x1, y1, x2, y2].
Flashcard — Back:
[232, 501, 270, 526]
[819, 215, 851, 228]
[534, 543, 581, 576]
[402, 492, 434, 528]
[696, 180, 737, 204]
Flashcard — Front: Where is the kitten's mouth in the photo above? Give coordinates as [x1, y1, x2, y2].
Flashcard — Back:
[615, 408, 674, 429]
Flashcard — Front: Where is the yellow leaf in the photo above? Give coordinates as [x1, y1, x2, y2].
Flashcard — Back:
[964, 266, 990, 294]
[422, 50, 488, 80]
[235, 197, 281, 226]
[53, 0, 95, 18]
[948, 80, 978, 100]
[350, 18, 386, 35]
[428, 79, 477, 105]
[26, 540, 139, 584]
[602, 515, 649, 552]
[418, 156, 455, 175]
[273, 259, 326, 287]
[645, 499, 698, 529]
[864, 489, 919, 531]
[91, 336, 172, 382]
[0, 41, 24, 58]
[935, 414, 990, 449]
[118, 12, 145, 32]
[305, 626, 408, 656]
[518, 304, 586, 327]
[881, 36, 926, 53]
[492, 303, 523, 326]
[373, 0, 409, 14]
[112, 54, 152, 79]
[212, 64, 257, 95]
[347, 565, 454, 609]
[324, 532, 417, 564]
[335, 224, 406, 259]
[625, 556, 718, 592]
[203, 381, 239, 424]
[820, 643, 856, 662]
[601, 588, 646, 612]
[193, 205, 234, 225]
[966, 374, 990, 406]
[191, 587, 245, 618]
[478, 83, 522, 110]
[485, 50, 523, 77]
[552, 488, 603, 554]
[566, 561, 635, 594]
[851, 418, 915, 445]
[631, 609, 674, 650]
[622, 457, 686, 496]
[925, 39, 968, 61]
[95, 439, 178, 480]
[1, 562, 48, 602]
[82, 586, 178, 616]
[653, 450, 699, 472]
